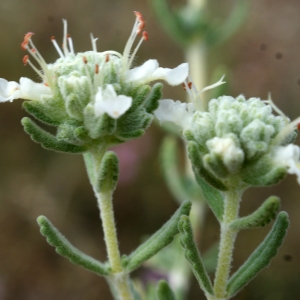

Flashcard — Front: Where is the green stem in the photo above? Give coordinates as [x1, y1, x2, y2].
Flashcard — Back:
[85, 147, 133, 300]
[213, 189, 241, 299]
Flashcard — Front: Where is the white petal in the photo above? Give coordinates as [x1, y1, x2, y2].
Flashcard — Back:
[19, 77, 52, 101]
[152, 63, 189, 86]
[102, 95, 132, 119]
[102, 84, 118, 99]
[154, 99, 194, 129]
[94, 85, 132, 119]
[0, 78, 21, 102]
[274, 144, 300, 183]
[126, 59, 159, 82]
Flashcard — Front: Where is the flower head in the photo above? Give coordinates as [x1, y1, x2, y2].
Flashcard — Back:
[155, 79, 300, 189]
[0, 12, 189, 149]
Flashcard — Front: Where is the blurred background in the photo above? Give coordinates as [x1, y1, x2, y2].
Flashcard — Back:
[0, 0, 299, 299]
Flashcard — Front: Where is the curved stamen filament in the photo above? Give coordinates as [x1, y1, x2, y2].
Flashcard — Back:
[51, 36, 64, 58]
[90, 33, 98, 52]
[122, 11, 145, 72]
[128, 31, 148, 69]
[67, 34, 75, 54]
[62, 19, 69, 56]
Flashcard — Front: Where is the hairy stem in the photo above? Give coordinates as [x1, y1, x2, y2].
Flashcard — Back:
[85, 147, 133, 300]
[213, 189, 241, 299]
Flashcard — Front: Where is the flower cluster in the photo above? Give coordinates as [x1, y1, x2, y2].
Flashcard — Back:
[0, 12, 188, 151]
[155, 88, 300, 189]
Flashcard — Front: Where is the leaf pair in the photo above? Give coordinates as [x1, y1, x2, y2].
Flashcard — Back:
[37, 201, 191, 278]
[178, 210, 289, 299]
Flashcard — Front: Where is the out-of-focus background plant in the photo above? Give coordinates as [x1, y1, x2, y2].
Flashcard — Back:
[0, 0, 300, 299]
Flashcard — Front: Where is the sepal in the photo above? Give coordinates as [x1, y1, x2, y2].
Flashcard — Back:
[226, 211, 289, 297]
[229, 196, 280, 230]
[178, 215, 214, 297]
[37, 215, 109, 276]
[21, 117, 87, 153]
[122, 201, 191, 272]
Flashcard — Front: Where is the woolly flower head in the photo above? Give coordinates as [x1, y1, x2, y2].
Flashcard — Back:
[0, 12, 188, 151]
[155, 83, 300, 189]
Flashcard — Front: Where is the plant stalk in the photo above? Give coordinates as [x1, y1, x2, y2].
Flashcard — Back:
[213, 189, 241, 299]
[85, 147, 134, 300]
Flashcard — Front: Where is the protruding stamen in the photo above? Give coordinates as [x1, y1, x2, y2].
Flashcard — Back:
[83, 56, 88, 64]
[122, 11, 147, 72]
[22, 55, 44, 78]
[105, 54, 110, 62]
[183, 81, 192, 91]
[90, 33, 98, 52]
[23, 55, 29, 66]
[297, 123, 300, 131]
[128, 31, 148, 68]
[21, 32, 34, 50]
[67, 34, 74, 54]
[51, 36, 64, 58]
[142, 31, 149, 41]
[62, 19, 69, 56]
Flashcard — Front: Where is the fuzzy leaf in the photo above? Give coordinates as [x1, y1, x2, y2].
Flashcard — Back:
[97, 151, 119, 192]
[230, 196, 280, 231]
[226, 211, 289, 297]
[37, 215, 109, 276]
[156, 280, 176, 300]
[21, 117, 87, 153]
[126, 85, 151, 113]
[187, 141, 228, 191]
[23, 100, 63, 126]
[123, 201, 191, 272]
[178, 215, 214, 296]
[116, 129, 145, 141]
[145, 83, 163, 113]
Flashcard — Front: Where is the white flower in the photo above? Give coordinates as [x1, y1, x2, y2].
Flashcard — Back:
[94, 84, 132, 119]
[0, 77, 51, 102]
[126, 60, 189, 86]
[154, 76, 225, 130]
[154, 99, 194, 129]
[0, 12, 188, 121]
[0, 79, 21, 102]
[273, 144, 300, 183]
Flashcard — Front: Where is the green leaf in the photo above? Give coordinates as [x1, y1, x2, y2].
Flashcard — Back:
[21, 117, 87, 153]
[187, 141, 228, 191]
[126, 85, 151, 113]
[226, 211, 290, 298]
[178, 215, 214, 296]
[123, 201, 191, 272]
[156, 280, 176, 300]
[37, 215, 109, 276]
[230, 196, 280, 231]
[22, 100, 66, 126]
[145, 83, 163, 113]
[97, 151, 119, 192]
